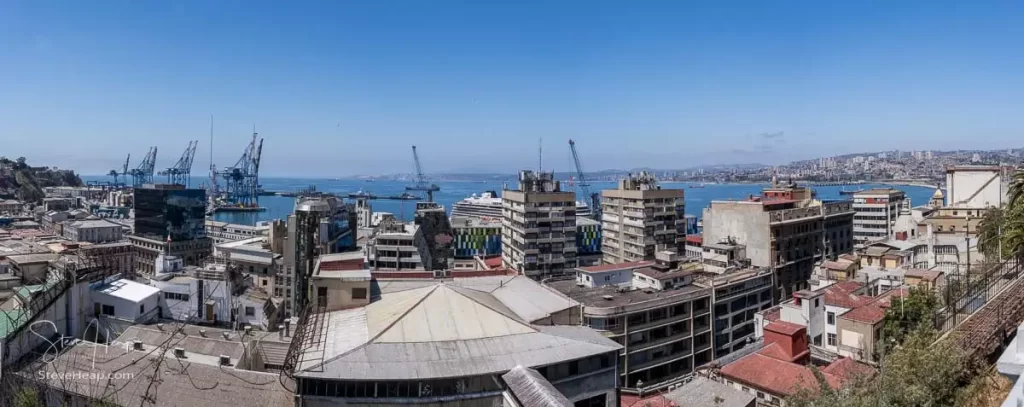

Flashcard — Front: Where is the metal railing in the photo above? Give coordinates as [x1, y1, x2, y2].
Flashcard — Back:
[934, 254, 1023, 335]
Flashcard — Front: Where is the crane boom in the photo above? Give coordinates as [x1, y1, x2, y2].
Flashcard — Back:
[569, 139, 601, 221]
[412, 146, 426, 184]
[405, 145, 440, 202]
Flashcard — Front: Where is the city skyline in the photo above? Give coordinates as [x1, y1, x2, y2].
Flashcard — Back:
[3, 1, 1024, 177]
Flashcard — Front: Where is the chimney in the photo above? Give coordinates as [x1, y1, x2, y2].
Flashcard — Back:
[198, 329, 207, 338]
[285, 320, 291, 337]
[173, 347, 185, 358]
[278, 324, 285, 339]
[763, 322, 809, 364]
[132, 340, 144, 351]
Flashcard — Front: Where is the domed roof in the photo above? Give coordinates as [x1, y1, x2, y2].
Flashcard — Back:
[932, 188, 945, 198]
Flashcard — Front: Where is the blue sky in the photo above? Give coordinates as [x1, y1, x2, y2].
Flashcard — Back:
[2, 1, 1023, 177]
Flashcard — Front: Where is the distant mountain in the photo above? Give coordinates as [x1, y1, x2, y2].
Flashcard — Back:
[0, 157, 84, 202]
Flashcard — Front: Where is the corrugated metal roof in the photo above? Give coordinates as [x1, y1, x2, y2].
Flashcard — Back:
[376, 285, 535, 343]
[665, 377, 754, 407]
[502, 365, 572, 407]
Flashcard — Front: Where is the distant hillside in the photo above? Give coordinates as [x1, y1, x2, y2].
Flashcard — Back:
[0, 156, 83, 202]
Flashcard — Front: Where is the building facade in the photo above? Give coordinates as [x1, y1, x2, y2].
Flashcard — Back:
[852, 189, 906, 245]
[600, 172, 685, 264]
[702, 182, 854, 301]
[576, 217, 602, 267]
[501, 170, 577, 278]
[451, 216, 502, 260]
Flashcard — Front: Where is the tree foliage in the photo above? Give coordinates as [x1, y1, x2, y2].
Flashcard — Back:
[977, 168, 1024, 260]
[881, 288, 940, 351]
[790, 326, 973, 407]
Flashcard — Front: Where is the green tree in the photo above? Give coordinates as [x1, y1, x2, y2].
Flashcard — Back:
[881, 288, 940, 351]
[790, 326, 972, 407]
[12, 388, 44, 407]
[977, 206, 1005, 260]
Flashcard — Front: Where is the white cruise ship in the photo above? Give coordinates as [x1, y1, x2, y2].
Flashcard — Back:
[450, 191, 591, 219]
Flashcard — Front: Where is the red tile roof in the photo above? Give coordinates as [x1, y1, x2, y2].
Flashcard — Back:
[822, 260, 855, 271]
[319, 259, 364, 271]
[840, 302, 887, 324]
[758, 342, 808, 363]
[765, 321, 805, 336]
[721, 353, 844, 397]
[821, 281, 872, 309]
[484, 257, 503, 269]
[620, 394, 678, 407]
[577, 261, 653, 274]
[821, 357, 877, 381]
[906, 268, 943, 282]
[685, 235, 703, 245]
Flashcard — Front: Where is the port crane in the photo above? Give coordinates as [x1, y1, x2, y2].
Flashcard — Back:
[108, 154, 130, 187]
[217, 130, 263, 207]
[405, 145, 440, 202]
[159, 140, 198, 187]
[129, 147, 158, 187]
[569, 139, 601, 221]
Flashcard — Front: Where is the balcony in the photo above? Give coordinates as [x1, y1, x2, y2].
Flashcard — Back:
[768, 207, 820, 224]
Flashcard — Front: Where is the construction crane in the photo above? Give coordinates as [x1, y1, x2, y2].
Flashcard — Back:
[569, 139, 601, 221]
[405, 145, 439, 202]
[108, 154, 130, 187]
[129, 147, 158, 187]
[217, 130, 263, 207]
[159, 141, 198, 187]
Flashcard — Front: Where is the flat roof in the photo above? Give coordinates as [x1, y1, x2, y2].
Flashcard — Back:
[547, 279, 708, 308]
[577, 261, 653, 274]
[92, 279, 161, 302]
[853, 188, 904, 196]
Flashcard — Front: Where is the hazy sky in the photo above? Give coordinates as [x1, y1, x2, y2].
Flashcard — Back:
[2, 1, 1023, 177]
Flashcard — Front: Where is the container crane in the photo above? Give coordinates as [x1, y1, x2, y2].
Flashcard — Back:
[405, 145, 440, 202]
[216, 131, 263, 207]
[108, 154, 130, 187]
[569, 139, 601, 221]
[129, 147, 158, 187]
[159, 140, 198, 187]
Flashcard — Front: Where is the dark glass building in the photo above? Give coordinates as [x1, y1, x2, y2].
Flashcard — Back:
[134, 184, 207, 241]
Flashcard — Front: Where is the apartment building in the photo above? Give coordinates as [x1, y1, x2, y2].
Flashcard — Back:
[600, 172, 685, 264]
[702, 181, 854, 302]
[851, 189, 906, 245]
[501, 170, 577, 278]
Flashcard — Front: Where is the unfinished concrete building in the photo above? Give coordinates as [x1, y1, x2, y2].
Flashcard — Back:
[702, 180, 854, 301]
[501, 170, 577, 278]
[600, 172, 685, 264]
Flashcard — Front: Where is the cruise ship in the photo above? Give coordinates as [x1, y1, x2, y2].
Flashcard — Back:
[450, 191, 592, 219]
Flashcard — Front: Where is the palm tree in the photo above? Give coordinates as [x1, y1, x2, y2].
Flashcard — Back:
[1003, 168, 1024, 258]
[977, 206, 1005, 260]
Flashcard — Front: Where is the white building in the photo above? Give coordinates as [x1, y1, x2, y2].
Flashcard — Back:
[573, 261, 650, 288]
[0, 199, 22, 214]
[945, 165, 1004, 208]
[89, 277, 161, 323]
[852, 189, 906, 245]
[63, 219, 124, 243]
[148, 256, 234, 324]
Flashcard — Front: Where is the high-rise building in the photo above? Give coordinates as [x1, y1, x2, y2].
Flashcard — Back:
[576, 217, 602, 267]
[130, 184, 211, 275]
[501, 170, 577, 278]
[702, 180, 854, 301]
[282, 196, 357, 315]
[852, 189, 907, 244]
[451, 216, 502, 260]
[600, 171, 685, 264]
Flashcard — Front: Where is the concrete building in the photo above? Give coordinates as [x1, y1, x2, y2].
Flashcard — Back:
[451, 215, 502, 260]
[945, 165, 1004, 208]
[89, 277, 161, 324]
[918, 206, 986, 237]
[291, 280, 621, 406]
[148, 256, 235, 324]
[702, 181, 854, 301]
[365, 220, 422, 271]
[501, 170, 578, 278]
[0, 199, 22, 214]
[851, 189, 906, 245]
[216, 237, 281, 292]
[600, 171, 685, 264]
[576, 216, 602, 267]
[281, 196, 358, 317]
[205, 220, 270, 244]
[310, 254, 371, 312]
[79, 242, 135, 277]
[719, 321, 874, 405]
[62, 219, 123, 243]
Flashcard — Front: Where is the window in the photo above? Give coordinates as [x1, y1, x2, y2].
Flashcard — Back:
[828, 333, 837, 346]
[757, 391, 766, 399]
[827, 312, 836, 325]
[139, 304, 145, 314]
[604, 275, 610, 281]
[352, 287, 368, 300]
[814, 298, 820, 308]
[245, 306, 255, 316]
[262, 279, 267, 286]
[101, 304, 115, 315]
[813, 334, 822, 346]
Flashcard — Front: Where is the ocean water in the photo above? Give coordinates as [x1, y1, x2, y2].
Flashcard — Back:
[81, 176, 937, 225]
[216, 178, 937, 225]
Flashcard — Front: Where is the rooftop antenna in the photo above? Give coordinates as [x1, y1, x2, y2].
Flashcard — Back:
[538, 137, 543, 173]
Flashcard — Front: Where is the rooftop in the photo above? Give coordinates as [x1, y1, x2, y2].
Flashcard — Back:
[91, 278, 161, 303]
[17, 340, 292, 407]
[451, 215, 503, 228]
[576, 261, 653, 274]
[633, 265, 697, 281]
[66, 219, 120, 229]
[665, 376, 755, 407]
[853, 188, 905, 196]
[821, 280, 871, 309]
[502, 365, 573, 407]
[293, 283, 620, 380]
[547, 278, 708, 308]
[906, 268, 944, 282]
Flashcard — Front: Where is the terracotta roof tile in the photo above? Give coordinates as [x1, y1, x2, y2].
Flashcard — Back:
[765, 321, 805, 336]
[822, 281, 872, 309]
[721, 353, 843, 397]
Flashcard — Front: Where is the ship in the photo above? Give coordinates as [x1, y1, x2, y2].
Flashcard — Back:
[451, 191, 592, 219]
[689, 183, 705, 188]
